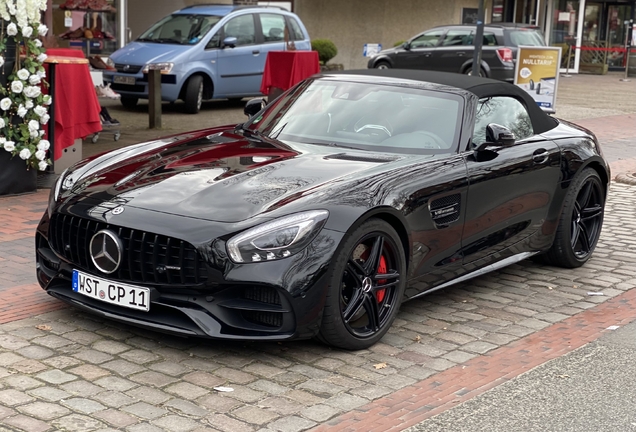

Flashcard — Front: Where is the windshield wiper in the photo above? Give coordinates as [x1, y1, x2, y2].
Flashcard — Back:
[137, 38, 183, 44]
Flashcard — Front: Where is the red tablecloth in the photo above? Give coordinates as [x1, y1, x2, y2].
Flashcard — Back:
[260, 50, 321, 95]
[45, 48, 101, 161]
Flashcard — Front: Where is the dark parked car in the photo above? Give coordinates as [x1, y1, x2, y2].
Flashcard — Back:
[368, 23, 546, 81]
[36, 70, 608, 350]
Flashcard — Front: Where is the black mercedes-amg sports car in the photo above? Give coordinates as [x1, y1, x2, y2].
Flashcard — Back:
[36, 70, 609, 349]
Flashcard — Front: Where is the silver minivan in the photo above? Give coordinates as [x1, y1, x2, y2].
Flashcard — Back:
[104, 5, 311, 113]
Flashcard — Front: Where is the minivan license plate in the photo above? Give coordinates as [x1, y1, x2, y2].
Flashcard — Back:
[72, 270, 150, 312]
[113, 75, 135, 85]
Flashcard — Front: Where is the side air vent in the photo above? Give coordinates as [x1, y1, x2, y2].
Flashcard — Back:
[430, 194, 461, 226]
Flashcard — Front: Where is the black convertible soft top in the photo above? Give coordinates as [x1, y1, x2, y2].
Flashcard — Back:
[328, 69, 558, 135]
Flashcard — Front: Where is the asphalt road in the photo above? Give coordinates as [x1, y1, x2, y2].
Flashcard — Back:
[406, 320, 636, 432]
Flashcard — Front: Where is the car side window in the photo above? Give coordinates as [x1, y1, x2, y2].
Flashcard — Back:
[466, 32, 498, 46]
[410, 30, 444, 48]
[472, 96, 534, 147]
[441, 30, 472, 46]
[286, 16, 304, 41]
[223, 14, 256, 46]
[260, 13, 285, 42]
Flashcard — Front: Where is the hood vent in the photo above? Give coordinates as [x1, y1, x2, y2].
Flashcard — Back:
[325, 153, 401, 163]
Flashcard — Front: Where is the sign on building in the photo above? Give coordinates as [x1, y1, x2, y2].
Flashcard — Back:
[363, 44, 382, 57]
[514, 46, 562, 113]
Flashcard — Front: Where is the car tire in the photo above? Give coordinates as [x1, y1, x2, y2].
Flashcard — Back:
[120, 97, 138, 109]
[184, 75, 204, 114]
[317, 219, 406, 350]
[540, 168, 605, 268]
[374, 61, 391, 69]
[464, 66, 485, 77]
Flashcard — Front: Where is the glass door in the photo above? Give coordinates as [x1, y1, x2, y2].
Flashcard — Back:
[548, 0, 584, 72]
[606, 3, 631, 68]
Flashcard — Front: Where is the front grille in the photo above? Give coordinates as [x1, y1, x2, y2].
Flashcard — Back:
[115, 64, 142, 74]
[48, 214, 208, 286]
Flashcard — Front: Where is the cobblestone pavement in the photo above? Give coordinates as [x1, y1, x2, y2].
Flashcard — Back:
[0, 181, 634, 431]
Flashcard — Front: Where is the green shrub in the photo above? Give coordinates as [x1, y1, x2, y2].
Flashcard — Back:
[311, 39, 338, 64]
[394, 40, 406, 47]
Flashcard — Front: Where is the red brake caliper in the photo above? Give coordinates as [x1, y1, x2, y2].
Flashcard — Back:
[376, 255, 387, 303]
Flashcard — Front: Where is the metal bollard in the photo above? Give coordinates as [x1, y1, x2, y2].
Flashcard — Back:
[148, 69, 162, 128]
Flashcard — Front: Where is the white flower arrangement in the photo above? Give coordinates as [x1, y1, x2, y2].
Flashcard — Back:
[0, 0, 51, 170]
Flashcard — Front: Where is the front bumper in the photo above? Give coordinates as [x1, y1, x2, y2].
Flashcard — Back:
[103, 71, 181, 101]
[35, 201, 344, 341]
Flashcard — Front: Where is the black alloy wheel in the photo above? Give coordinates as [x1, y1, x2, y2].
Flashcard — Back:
[541, 168, 605, 268]
[318, 219, 406, 350]
[570, 173, 604, 259]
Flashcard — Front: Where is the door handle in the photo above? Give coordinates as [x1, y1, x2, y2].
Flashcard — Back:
[457, 52, 466, 57]
[252, 50, 260, 55]
[423, 53, 431, 57]
[532, 149, 549, 164]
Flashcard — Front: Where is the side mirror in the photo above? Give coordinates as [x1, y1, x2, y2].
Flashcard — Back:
[244, 98, 266, 119]
[222, 36, 237, 48]
[475, 123, 516, 151]
[402, 42, 411, 50]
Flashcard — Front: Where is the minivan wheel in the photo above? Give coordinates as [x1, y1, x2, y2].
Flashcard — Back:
[120, 97, 138, 109]
[464, 66, 485, 77]
[184, 75, 204, 114]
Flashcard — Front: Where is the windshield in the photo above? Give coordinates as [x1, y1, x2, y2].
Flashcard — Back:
[138, 14, 221, 45]
[246, 79, 463, 155]
[508, 29, 546, 46]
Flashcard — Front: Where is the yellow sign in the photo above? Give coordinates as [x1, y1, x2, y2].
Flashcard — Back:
[65, 11, 72, 18]
[514, 46, 562, 113]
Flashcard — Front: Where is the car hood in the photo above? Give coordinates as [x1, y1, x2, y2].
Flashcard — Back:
[375, 46, 401, 57]
[66, 128, 407, 223]
[110, 41, 191, 66]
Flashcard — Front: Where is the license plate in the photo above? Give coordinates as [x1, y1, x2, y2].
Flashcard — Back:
[113, 75, 136, 85]
[72, 270, 150, 312]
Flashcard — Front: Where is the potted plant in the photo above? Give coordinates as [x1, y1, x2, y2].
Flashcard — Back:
[311, 39, 343, 71]
[0, 0, 51, 196]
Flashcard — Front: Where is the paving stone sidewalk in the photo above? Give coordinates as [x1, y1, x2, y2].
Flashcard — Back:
[0, 182, 633, 431]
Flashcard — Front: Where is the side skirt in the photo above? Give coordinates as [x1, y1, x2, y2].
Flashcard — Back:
[409, 251, 539, 300]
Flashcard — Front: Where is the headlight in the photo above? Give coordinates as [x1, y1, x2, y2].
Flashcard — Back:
[106, 57, 115, 68]
[142, 62, 174, 74]
[227, 210, 329, 263]
[53, 168, 69, 201]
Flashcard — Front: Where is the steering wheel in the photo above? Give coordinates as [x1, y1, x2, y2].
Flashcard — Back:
[353, 115, 394, 141]
[413, 130, 446, 149]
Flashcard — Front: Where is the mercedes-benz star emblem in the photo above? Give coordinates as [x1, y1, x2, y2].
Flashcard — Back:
[362, 277, 373, 294]
[90, 230, 123, 274]
[112, 206, 124, 215]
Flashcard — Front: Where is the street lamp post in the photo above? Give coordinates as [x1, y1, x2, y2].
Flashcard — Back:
[471, 0, 486, 76]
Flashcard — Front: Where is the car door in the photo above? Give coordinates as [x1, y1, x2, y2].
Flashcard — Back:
[216, 13, 263, 97]
[461, 96, 561, 265]
[394, 29, 445, 69]
[436, 28, 474, 72]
